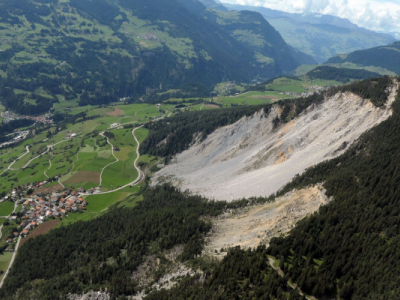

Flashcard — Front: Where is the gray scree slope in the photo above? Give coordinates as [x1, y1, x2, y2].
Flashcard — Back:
[153, 82, 399, 201]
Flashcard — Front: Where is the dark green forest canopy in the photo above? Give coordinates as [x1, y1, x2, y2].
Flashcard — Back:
[145, 245, 304, 300]
[0, 77, 398, 299]
[306, 66, 381, 83]
[0, 184, 239, 299]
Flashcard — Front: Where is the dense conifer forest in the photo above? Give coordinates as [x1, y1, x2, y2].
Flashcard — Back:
[306, 66, 380, 83]
[0, 184, 249, 299]
[145, 246, 304, 300]
[266, 80, 400, 298]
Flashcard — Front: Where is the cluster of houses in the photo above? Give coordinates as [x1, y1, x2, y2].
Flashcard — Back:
[279, 85, 333, 98]
[64, 131, 78, 139]
[1, 111, 53, 124]
[139, 32, 160, 42]
[3, 184, 92, 245]
[22, 191, 88, 222]
[0, 130, 30, 149]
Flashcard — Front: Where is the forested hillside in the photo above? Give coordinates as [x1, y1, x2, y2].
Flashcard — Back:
[141, 104, 272, 158]
[265, 80, 400, 298]
[141, 82, 400, 299]
[1, 71, 399, 299]
[0, 0, 305, 115]
[223, 2, 396, 63]
[327, 41, 400, 74]
[146, 246, 304, 300]
[0, 184, 244, 299]
[306, 66, 380, 83]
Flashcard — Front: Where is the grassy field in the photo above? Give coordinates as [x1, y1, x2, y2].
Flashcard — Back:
[0, 104, 159, 195]
[0, 252, 13, 281]
[85, 191, 131, 213]
[0, 201, 14, 216]
[214, 91, 283, 107]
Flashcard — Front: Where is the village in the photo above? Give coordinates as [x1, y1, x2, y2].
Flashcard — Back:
[279, 85, 332, 97]
[2, 181, 92, 251]
[0, 111, 54, 149]
[1, 111, 53, 125]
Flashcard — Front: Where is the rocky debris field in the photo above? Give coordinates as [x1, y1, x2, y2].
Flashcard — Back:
[204, 185, 329, 256]
[153, 82, 399, 201]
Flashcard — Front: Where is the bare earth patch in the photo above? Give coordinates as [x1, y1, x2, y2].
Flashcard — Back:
[65, 171, 100, 184]
[204, 185, 329, 257]
[251, 95, 276, 100]
[204, 104, 220, 108]
[105, 108, 124, 117]
[20, 219, 60, 247]
[33, 183, 63, 195]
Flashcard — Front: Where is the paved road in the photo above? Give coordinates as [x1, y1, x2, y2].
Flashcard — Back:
[21, 140, 66, 170]
[0, 235, 21, 288]
[2, 146, 30, 174]
[0, 201, 20, 288]
[81, 126, 144, 195]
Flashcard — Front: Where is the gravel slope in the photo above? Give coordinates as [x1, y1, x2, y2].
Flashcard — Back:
[153, 82, 399, 201]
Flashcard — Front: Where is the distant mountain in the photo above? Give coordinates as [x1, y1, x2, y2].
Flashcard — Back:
[0, 0, 307, 113]
[198, 0, 228, 11]
[4, 0, 392, 115]
[326, 42, 400, 74]
[222, 3, 396, 63]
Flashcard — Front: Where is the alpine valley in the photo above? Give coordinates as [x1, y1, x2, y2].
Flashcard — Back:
[0, 0, 399, 300]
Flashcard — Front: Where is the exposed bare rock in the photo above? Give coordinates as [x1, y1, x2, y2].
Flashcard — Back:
[204, 184, 329, 257]
[67, 291, 110, 300]
[153, 81, 399, 201]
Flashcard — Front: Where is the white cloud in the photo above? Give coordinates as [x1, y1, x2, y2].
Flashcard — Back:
[222, 0, 400, 35]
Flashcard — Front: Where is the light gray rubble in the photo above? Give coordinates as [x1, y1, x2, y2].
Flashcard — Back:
[153, 82, 398, 201]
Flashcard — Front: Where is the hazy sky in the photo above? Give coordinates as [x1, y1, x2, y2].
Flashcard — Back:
[221, 0, 400, 35]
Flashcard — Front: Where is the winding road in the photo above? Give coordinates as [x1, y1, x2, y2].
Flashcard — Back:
[20, 140, 66, 170]
[1, 140, 67, 175]
[81, 125, 144, 195]
[1, 146, 30, 174]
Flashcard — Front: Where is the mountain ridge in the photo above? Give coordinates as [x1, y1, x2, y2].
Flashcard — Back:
[0, 0, 307, 114]
[221, 2, 396, 63]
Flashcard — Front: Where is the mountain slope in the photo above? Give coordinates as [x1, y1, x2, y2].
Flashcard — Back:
[327, 41, 400, 74]
[152, 78, 398, 200]
[267, 79, 400, 298]
[222, 3, 396, 63]
[203, 9, 313, 72]
[0, 0, 303, 114]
